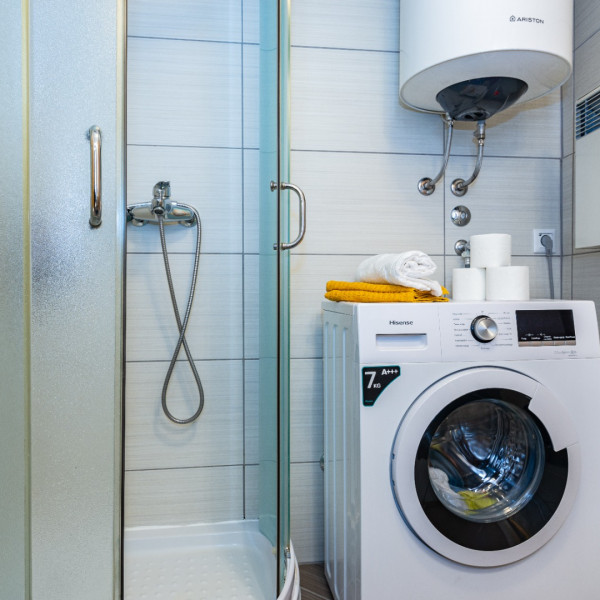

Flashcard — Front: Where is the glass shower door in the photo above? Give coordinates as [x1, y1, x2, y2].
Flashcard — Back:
[0, 2, 126, 598]
[259, 0, 292, 593]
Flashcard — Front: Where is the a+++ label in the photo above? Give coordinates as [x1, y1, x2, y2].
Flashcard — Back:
[362, 366, 400, 406]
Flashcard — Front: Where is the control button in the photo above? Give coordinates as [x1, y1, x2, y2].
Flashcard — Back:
[470, 315, 498, 343]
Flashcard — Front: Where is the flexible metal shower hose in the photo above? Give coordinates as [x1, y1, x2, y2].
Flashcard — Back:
[157, 208, 205, 424]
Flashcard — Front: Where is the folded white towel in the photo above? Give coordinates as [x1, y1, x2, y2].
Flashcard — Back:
[356, 252, 443, 296]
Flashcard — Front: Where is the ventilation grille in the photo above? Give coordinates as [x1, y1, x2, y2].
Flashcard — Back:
[576, 88, 600, 140]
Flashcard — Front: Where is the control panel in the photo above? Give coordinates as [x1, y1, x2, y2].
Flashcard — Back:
[440, 304, 591, 362]
[451, 308, 514, 349]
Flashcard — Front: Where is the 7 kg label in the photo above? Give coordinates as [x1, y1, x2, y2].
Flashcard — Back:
[362, 366, 401, 406]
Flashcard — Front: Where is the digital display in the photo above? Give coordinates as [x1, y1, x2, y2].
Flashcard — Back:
[516, 310, 576, 346]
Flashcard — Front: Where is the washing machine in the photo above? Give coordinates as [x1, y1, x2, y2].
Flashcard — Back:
[322, 300, 600, 600]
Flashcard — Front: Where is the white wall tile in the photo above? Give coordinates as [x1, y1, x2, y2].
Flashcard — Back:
[290, 254, 445, 359]
[290, 358, 324, 463]
[291, 0, 399, 52]
[450, 91, 562, 159]
[575, 0, 600, 49]
[290, 462, 324, 563]
[126, 253, 243, 361]
[125, 360, 243, 471]
[444, 156, 561, 256]
[290, 151, 445, 255]
[127, 146, 243, 254]
[128, 37, 242, 148]
[125, 466, 244, 528]
[291, 46, 443, 154]
[128, 0, 242, 42]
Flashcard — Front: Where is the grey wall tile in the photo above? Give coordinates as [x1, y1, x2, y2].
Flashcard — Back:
[563, 154, 574, 256]
[125, 466, 244, 527]
[128, 0, 242, 42]
[243, 0, 259, 44]
[563, 254, 573, 299]
[450, 91, 562, 159]
[244, 254, 259, 358]
[291, 358, 324, 463]
[127, 146, 243, 254]
[562, 75, 575, 158]
[291, 46, 442, 154]
[444, 156, 561, 256]
[574, 29, 600, 102]
[445, 255, 561, 301]
[573, 252, 600, 306]
[244, 360, 259, 466]
[291, 0, 399, 52]
[290, 151, 445, 255]
[125, 360, 243, 470]
[126, 253, 243, 361]
[244, 464, 259, 519]
[575, 0, 600, 49]
[128, 38, 242, 148]
[243, 44, 259, 148]
[243, 149, 259, 253]
[290, 463, 325, 564]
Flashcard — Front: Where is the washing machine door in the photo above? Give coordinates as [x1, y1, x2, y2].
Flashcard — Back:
[390, 367, 581, 567]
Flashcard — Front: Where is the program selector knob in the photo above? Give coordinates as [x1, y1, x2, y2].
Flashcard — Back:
[470, 315, 498, 343]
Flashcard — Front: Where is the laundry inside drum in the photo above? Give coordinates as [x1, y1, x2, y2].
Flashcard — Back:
[427, 398, 545, 523]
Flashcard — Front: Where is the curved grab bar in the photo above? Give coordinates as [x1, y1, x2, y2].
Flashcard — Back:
[271, 181, 307, 251]
[88, 125, 102, 227]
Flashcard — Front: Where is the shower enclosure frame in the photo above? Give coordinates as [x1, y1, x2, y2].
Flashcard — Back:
[2, 0, 296, 597]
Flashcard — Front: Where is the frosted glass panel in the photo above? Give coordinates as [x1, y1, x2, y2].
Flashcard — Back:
[0, 4, 29, 598]
[28, 1, 125, 598]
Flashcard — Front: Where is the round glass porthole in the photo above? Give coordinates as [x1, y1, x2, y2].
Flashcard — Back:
[427, 398, 545, 523]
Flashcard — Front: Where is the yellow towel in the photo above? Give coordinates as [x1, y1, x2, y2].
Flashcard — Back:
[325, 280, 449, 303]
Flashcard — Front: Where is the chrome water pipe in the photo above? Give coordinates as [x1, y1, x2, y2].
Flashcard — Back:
[451, 120, 486, 197]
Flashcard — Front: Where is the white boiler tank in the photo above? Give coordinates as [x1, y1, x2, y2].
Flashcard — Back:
[399, 0, 573, 119]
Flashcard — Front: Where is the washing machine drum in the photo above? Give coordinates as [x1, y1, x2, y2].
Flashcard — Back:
[390, 367, 581, 568]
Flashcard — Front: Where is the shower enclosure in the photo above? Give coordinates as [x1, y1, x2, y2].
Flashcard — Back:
[2, 1, 299, 598]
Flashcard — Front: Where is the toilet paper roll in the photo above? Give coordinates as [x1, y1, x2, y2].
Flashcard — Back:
[470, 234, 512, 268]
[486, 266, 530, 301]
[452, 268, 486, 301]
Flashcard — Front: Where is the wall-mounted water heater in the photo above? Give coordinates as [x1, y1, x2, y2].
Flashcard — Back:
[399, 0, 573, 196]
[399, 0, 573, 120]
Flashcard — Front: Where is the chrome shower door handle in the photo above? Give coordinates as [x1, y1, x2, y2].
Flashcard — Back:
[271, 181, 307, 251]
[88, 125, 102, 227]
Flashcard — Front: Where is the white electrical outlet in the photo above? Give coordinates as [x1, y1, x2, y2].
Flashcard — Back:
[533, 229, 556, 253]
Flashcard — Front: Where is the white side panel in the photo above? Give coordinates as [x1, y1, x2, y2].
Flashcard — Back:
[29, 1, 124, 598]
[575, 127, 600, 249]
[322, 307, 360, 600]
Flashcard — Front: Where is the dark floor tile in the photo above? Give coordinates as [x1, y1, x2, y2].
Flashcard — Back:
[299, 563, 334, 600]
